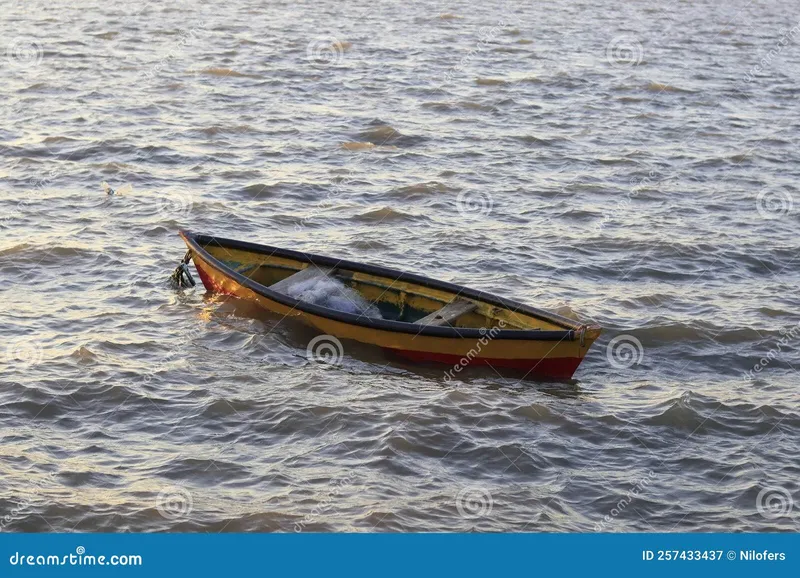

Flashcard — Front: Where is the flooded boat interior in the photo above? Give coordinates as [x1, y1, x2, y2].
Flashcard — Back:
[203, 244, 571, 332]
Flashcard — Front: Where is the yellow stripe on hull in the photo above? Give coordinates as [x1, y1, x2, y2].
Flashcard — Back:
[192, 253, 597, 362]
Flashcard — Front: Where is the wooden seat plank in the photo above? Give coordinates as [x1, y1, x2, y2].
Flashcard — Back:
[417, 298, 477, 327]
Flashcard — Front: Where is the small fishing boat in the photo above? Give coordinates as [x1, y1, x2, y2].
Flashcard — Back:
[176, 231, 601, 379]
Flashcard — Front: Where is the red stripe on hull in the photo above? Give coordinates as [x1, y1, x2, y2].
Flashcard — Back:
[388, 349, 583, 379]
[194, 262, 235, 296]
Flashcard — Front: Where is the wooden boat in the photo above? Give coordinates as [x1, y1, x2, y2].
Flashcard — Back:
[177, 231, 601, 379]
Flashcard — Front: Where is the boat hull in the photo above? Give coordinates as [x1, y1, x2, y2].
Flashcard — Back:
[387, 349, 583, 380]
[183, 232, 600, 380]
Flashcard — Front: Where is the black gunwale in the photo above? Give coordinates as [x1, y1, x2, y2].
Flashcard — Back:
[180, 230, 586, 342]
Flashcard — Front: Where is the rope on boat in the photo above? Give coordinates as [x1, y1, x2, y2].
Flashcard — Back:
[170, 250, 196, 288]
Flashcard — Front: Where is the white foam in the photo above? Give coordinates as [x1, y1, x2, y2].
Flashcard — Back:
[283, 275, 383, 319]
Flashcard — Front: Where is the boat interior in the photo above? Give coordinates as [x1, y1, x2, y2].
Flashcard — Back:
[203, 243, 573, 332]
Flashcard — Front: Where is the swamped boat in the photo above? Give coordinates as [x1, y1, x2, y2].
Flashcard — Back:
[176, 231, 601, 379]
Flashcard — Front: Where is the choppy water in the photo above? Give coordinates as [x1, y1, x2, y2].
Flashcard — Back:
[1, 0, 799, 532]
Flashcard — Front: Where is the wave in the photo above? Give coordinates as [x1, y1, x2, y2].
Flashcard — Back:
[387, 182, 455, 198]
[197, 124, 259, 136]
[351, 123, 425, 147]
[341, 141, 377, 151]
[646, 81, 694, 93]
[239, 183, 276, 197]
[476, 78, 507, 86]
[638, 394, 798, 436]
[356, 124, 400, 142]
[200, 67, 262, 79]
[515, 135, 568, 147]
[457, 100, 496, 111]
[354, 207, 419, 223]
